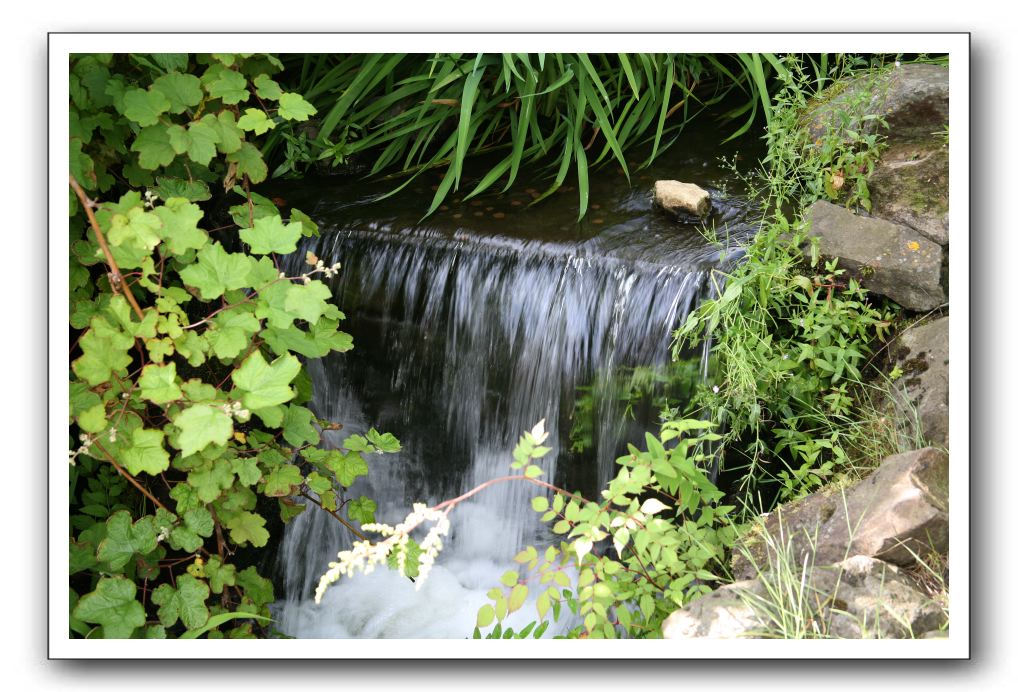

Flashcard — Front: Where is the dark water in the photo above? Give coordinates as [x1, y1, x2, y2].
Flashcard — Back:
[267, 129, 763, 638]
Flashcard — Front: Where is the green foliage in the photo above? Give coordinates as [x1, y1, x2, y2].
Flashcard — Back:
[269, 53, 785, 218]
[477, 419, 735, 639]
[68, 53, 398, 639]
[674, 56, 902, 509]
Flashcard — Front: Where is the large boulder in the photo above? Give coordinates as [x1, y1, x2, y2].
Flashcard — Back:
[868, 143, 950, 246]
[663, 555, 945, 639]
[732, 447, 949, 580]
[806, 200, 945, 311]
[653, 180, 711, 218]
[889, 316, 950, 447]
[806, 63, 949, 146]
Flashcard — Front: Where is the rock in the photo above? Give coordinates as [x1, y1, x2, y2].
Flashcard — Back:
[807, 200, 945, 311]
[663, 555, 945, 639]
[806, 64, 949, 146]
[654, 180, 711, 217]
[868, 144, 949, 246]
[732, 448, 949, 580]
[890, 316, 950, 447]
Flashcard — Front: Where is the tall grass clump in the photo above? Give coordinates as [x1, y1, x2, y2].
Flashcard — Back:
[267, 53, 790, 218]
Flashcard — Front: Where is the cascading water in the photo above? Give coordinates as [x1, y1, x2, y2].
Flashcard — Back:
[268, 143, 760, 639]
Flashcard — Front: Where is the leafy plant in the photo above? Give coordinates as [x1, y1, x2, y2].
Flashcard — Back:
[68, 53, 398, 639]
[267, 53, 787, 219]
[315, 419, 736, 639]
[673, 56, 903, 510]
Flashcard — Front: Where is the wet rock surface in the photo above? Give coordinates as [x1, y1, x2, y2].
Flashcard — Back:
[653, 180, 711, 218]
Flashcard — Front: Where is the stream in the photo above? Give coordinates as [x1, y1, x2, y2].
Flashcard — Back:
[265, 131, 762, 638]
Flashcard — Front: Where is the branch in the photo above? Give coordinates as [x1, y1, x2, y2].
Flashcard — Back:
[90, 439, 168, 512]
[299, 491, 368, 542]
[431, 474, 586, 513]
[68, 175, 145, 320]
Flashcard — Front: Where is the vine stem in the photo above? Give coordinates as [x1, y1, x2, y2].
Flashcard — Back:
[299, 491, 368, 541]
[431, 474, 585, 513]
[68, 175, 145, 320]
[90, 439, 168, 512]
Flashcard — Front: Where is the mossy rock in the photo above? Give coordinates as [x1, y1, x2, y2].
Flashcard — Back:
[805, 64, 948, 147]
[869, 144, 949, 246]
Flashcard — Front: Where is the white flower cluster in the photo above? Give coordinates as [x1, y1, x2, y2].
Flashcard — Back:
[69, 428, 117, 464]
[221, 400, 251, 423]
[144, 190, 160, 209]
[314, 502, 451, 603]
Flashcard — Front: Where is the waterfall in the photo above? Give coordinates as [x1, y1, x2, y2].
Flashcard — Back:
[269, 178, 756, 638]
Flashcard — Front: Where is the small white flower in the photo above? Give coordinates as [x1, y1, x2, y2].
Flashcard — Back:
[895, 60, 901, 68]
[108, 428, 117, 443]
[279, 271, 287, 279]
[712, 385, 720, 394]
[782, 353, 789, 360]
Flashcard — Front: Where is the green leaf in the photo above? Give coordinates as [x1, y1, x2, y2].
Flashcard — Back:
[231, 456, 262, 486]
[304, 472, 332, 495]
[172, 404, 233, 457]
[151, 72, 202, 114]
[206, 309, 260, 361]
[236, 566, 275, 606]
[283, 281, 332, 324]
[186, 457, 235, 503]
[281, 404, 320, 447]
[96, 511, 157, 570]
[253, 74, 283, 100]
[277, 92, 317, 121]
[508, 584, 528, 613]
[152, 574, 210, 630]
[131, 126, 176, 169]
[366, 428, 401, 453]
[180, 611, 271, 639]
[227, 142, 268, 184]
[72, 577, 145, 639]
[179, 242, 254, 299]
[237, 108, 276, 135]
[154, 197, 207, 256]
[207, 69, 249, 104]
[223, 511, 270, 547]
[204, 557, 237, 594]
[153, 176, 211, 203]
[205, 111, 243, 154]
[263, 464, 303, 497]
[167, 506, 215, 553]
[122, 87, 171, 126]
[531, 496, 549, 512]
[107, 205, 162, 252]
[289, 208, 319, 238]
[71, 317, 133, 386]
[232, 351, 300, 410]
[346, 496, 377, 525]
[138, 362, 183, 404]
[120, 428, 171, 476]
[476, 604, 495, 629]
[328, 451, 369, 487]
[239, 215, 302, 255]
